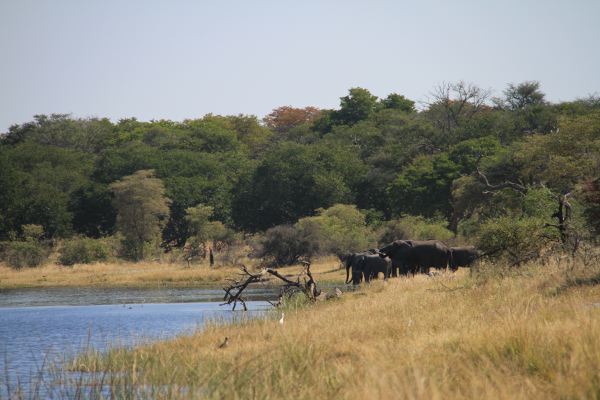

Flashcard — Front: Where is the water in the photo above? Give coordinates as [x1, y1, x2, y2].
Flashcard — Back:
[0, 286, 278, 308]
[0, 287, 276, 397]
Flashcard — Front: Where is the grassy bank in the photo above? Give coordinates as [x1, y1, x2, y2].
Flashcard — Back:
[0, 257, 346, 290]
[69, 257, 600, 399]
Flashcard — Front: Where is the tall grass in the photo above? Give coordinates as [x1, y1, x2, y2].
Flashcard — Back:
[56, 257, 600, 399]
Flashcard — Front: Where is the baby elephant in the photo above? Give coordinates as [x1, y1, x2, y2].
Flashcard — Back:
[449, 246, 480, 271]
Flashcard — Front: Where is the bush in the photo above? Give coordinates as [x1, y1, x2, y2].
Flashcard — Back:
[377, 215, 454, 245]
[59, 237, 110, 266]
[295, 204, 374, 258]
[251, 225, 319, 267]
[4, 240, 49, 268]
[476, 216, 552, 265]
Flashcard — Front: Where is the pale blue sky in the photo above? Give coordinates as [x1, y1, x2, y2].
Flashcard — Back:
[1, 0, 599, 132]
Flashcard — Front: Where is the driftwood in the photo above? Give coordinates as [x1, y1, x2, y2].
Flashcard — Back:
[222, 261, 321, 311]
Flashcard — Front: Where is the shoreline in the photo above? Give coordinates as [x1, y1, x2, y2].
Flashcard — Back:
[0, 257, 346, 291]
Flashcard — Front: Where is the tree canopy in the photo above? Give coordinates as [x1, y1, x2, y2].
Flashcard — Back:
[1, 81, 598, 260]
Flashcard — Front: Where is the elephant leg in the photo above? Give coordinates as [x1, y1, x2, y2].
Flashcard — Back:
[362, 271, 368, 283]
[409, 264, 419, 275]
[391, 265, 398, 277]
[399, 263, 411, 276]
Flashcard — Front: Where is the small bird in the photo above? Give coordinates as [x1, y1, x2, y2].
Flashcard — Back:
[218, 337, 229, 349]
[279, 312, 285, 325]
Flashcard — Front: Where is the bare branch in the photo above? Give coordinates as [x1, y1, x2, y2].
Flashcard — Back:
[222, 261, 321, 310]
[475, 155, 528, 195]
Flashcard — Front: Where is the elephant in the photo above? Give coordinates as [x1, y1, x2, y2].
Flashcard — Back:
[378, 240, 451, 276]
[343, 251, 391, 285]
[449, 246, 480, 270]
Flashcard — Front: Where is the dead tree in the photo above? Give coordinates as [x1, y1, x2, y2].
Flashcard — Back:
[540, 184, 573, 246]
[425, 81, 492, 136]
[222, 261, 321, 311]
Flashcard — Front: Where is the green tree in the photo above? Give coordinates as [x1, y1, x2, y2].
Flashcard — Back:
[388, 154, 461, 221]
[184, 204, 228, 259]
[333, 87, 379, 126]
[110, 170, 170, 260]
[495, 81, 557, 139]
[380, 93, 415, 113]
[232, 142, 364, 231]
[499, 81, 546, 110]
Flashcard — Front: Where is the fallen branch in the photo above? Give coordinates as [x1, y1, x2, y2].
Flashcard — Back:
[222, 261, 321, 310]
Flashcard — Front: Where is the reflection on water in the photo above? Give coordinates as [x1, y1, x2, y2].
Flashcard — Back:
[0, 287, 276, 397]
[0, 286, 279, 308]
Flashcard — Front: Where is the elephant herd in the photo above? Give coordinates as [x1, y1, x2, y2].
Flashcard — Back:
[342, 240, 480, 285]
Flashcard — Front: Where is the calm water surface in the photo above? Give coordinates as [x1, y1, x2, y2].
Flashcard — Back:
[0, 287, 276, 397]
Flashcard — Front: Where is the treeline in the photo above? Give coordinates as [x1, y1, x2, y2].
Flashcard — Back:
[1, 81, 599, 266]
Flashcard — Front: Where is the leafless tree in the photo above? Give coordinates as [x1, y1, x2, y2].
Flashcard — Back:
[425, 81, 492, 136]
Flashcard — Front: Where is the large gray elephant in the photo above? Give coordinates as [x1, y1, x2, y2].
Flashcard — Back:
[378, 240, 451, 275]
[343, 251, 390, 285]
[449, 246, 479, 270]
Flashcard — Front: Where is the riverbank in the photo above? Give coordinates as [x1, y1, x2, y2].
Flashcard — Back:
[0, 257, 346, 290]
[71, 257, 600, 399]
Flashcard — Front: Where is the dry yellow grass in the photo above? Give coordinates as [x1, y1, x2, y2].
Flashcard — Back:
[74, 257, 600, 399]
[0, 257, 346, 289]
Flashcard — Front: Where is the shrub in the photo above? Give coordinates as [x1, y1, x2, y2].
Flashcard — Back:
[59, 237, 110, 266]
[251, 225, 319, 267]
[2, 224, 50, 268]
[377, 215, 454, 245]
[296, 204, 374, 258]
[4, 240, 49, 268]
[476, 216, 552, 265]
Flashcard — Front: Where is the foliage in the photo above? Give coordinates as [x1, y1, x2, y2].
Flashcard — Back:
[388, 154, 461, 220]
[232, 142, 365, 231]
[263, 106, 321, 133]
[2, 224, 49, 268]
[380, 93, 416, 113]
[497, 81, 546, 110]
[332, 87, 379, 126]
[59, 237, 110, 266]
[476, 216, 552, 265]
[183, 204, 230, 259]
[0, 81, 599, 265]
[376, 215, 454, 245]
[251, 225, 319, 267]
[581, 178, 600, 236]
[295, 204, 374, 257]
[110, 170, 170, 261]
[3, 240, 49, 269]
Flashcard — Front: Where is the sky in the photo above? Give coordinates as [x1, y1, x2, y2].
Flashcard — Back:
[1, 0, 599, 132]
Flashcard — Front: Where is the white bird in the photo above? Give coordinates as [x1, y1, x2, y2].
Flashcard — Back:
[279, 312, 285, 325]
